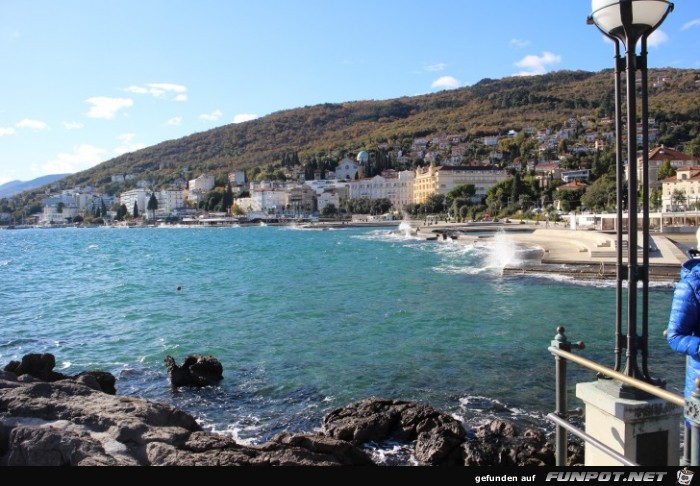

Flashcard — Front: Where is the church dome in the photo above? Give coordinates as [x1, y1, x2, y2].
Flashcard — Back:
[357, 151, 369, 163]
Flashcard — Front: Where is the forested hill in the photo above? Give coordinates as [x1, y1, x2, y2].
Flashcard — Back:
[42, 68, 700, 194]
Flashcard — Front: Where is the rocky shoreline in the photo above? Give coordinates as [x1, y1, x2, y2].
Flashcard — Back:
[0, 354, 581, 466]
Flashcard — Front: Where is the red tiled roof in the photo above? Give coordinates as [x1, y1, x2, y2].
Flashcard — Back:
[647, 146, 697, 161]
[557, 180, 589, 191]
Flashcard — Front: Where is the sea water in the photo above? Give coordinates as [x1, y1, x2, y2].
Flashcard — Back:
[0, 226, 684, 446]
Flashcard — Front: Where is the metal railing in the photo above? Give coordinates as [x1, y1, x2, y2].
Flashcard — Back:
[547, 326, 696, 466]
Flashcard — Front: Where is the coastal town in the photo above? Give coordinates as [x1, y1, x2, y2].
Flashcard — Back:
[3, 114, 699, 230]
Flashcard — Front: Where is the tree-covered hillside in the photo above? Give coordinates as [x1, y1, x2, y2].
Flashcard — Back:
[4, 68, 700, 214]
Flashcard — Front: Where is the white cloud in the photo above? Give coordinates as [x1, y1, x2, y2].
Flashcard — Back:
[0, 127, 16, 136]
[683, 19, 700, 30]
[647, 29, 669, 48]
[431, 76, 461, 90]
[509, 38, 531, 49]
[62, 121, 84, 130]
[200, 109, 223, 121]
[114, 133, 146, 155]
[124, 85, 149, 94]
[166, 117, 182, 126]
[86, 97, 133, 119]
[40, 144, 107, 174]
[514, 51, 562, 76]
[233, 113, 258, 124]
[16, 118, 48, 130]
[426, 63, 446, 72]
[126, 83, 188, 101]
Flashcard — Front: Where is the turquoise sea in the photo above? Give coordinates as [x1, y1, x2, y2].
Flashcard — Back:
[0, 225, 685, 446]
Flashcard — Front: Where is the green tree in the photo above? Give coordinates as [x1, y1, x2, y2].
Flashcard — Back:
[446, 184, 476, 207]
[657, 160, 676, 180]
[581, 176, 616, 212]
[556, 188, 585, 212]
[672, 189, 686, 211]
[133, 201, 139, 218]
[56, 201, 64, 213]
[423, 193, 447, 214]
[650, 188, 663, 211]
[147, 193, 158, 220]
[222, 182, 234, 213]
[116, 204, 128, 221]
[321, 203, 337, 218]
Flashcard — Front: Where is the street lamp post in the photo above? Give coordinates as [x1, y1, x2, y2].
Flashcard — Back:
[588, 0, 673, 396]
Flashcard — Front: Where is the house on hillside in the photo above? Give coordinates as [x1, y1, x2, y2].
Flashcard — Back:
[626, 146, 699, 190]
[661, 167, 700, 212]
[554, 180, 589, 212]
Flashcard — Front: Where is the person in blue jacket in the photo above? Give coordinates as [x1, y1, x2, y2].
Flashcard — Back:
[667, 230, 700, 399]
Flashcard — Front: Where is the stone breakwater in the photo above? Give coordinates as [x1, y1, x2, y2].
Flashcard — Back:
[0, 354, 581, 466]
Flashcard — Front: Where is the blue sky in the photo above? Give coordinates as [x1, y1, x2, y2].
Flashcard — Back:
[0, 1, 699, 185]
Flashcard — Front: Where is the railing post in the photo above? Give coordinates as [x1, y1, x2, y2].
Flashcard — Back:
[683, 422, 691, 467]
[685, 378, 700, 466]
[551, 326, 586, 466]
[552, 326, 572, 466]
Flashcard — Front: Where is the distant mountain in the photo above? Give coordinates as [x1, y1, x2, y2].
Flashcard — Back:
[0, 174, 70, 198]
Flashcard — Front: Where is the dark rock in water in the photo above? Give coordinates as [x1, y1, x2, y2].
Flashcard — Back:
[462, 419, 555, 466]
[0, 370, 18, 382]
[164, 355, 223, 387]
[323, 397, 466, 465]
[75, 371, 117, 395]
[4, 353, 67, 382]
[2, 353, 117, 395]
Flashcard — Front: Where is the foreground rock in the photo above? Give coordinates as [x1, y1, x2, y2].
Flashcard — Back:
[462, 419, 554, 466]
[164, 355, 223, 387]
[323, 398, 465, 465]
[3, 353, 116, 395]
[1, 354, 580, 466]
[0, 375, 372, 466]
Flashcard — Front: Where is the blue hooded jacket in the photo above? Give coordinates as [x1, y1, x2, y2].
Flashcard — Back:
[667, 258, 700, 398]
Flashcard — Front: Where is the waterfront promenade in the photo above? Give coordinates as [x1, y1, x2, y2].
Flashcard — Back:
[409, 220, 694, 281]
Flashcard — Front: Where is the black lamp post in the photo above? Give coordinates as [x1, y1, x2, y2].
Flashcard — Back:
[588, 0, 673, 395]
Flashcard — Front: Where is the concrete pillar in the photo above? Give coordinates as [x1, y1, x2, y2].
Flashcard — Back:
[576, 381, 682, 466]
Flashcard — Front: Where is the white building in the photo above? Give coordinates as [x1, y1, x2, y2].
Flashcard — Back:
[318, 190, 341, 213]
[156, 190, 185, 215]
[349, 170, 415, 210]
[661, 167, 700, 212]
[250, 190, 288, 213]
[335, 158, 361, 180]
[120, 188, 149, 216]
[304, 179, 351, 198]
[229, 171, 246, 185]
[413, 165, 509, 204]
[188, 174, 216, 192]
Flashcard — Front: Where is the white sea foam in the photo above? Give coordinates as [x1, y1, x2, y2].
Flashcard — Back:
[457, 395, 548, 430]
[363, 440, 419, 466]
[205, 416, 265, 445]
[484, 230, 521, 269]
[505, 271, 676, 289]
